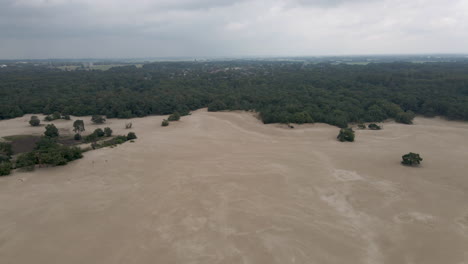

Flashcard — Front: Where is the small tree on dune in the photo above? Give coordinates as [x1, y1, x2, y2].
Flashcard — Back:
[104, 127, 113, 137]
[401, 152, 423, 166]
[161, 119, 169, 127]
[44, 124, 59, 138]
[73, 120, 85, 134]
[29, 116, 41, 126]
[337, 128, 355, 142]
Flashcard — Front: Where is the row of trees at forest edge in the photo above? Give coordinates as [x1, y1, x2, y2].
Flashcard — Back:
[1, 61, 467, 127]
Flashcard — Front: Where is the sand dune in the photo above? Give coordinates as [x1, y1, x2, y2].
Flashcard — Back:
[1, 109, 467, 264]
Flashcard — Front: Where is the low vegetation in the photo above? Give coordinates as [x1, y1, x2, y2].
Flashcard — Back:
[44, 112, 70, 121]
[44, 124, 59, 138]
[168, 111, 181, 121]
[401, 152, 423, 166]
[161, 119, 169, 126]
[91, 115, 106, 124]
[29, 116, 41, 126]
[368, 123, 381, 130]
[337, 128, 355, 142]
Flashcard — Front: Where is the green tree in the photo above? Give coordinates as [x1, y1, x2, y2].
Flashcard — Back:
[29, 116, 41, 126]
[94, 128, 105, 137]
[44, 124, 59, 138]
[401, 152, 423, 166]
[104, 127, 113, 137]
[395, 111, 416, 124]
[73, 120, 85, 134]
[127, 132, 137, 140]
[0, 161, 12, 176]
[168, 111, 181, 121]
[91, 115, 106, 124]
[337, 128, 355, 142]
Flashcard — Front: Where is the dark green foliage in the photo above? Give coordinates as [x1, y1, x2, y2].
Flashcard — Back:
[337, 128, 355, 142]
[34, 137, 82, 166]
[208, 100, 227, 112]
[0, 162, 12, 176]
[94, 128, 105, 137]
[168, 111, 181, 121]
[1, 61, 468, 127]
[29, 116, 41, 126]
[395, 111, 416, 124]
[88, 135, 128, 149]
[401, 152, 423, 166]
[44, 124, 59, 138]
[0, 142, 13, 157]
[51, 112, 61, 120]
[357, 123, 366, 129]
[74, 133, 82, 140]
[127, 132, 137, 140]
[73, 120, 85, 133]
[104, 127, 113, 137]
[162, 119, 169, 126]
[91, 115, 106, 124]
[84, 133, 98, 142]
[44, 112, 67, 121]
[15, 152, 36, 171]
[368, 123, 381, 130]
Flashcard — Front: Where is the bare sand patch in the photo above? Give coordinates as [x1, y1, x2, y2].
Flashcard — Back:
[0, 110, 467, 264]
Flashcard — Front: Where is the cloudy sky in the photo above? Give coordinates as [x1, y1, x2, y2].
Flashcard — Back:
[0, 0, 467, 59]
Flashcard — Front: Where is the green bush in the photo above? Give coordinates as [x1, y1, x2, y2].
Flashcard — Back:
[94, 128, 105, 137]
[44, 124, 59, 138]
[74, 133, 82, 140]
[357, 123, 366, 129]
[161, 119, 169, 126]
[0, 142, 13, 157]
[402, 152, 423, 166]
[395, 111, 416, 124]
[168, 111, 181, 121]
[0, 162, 12, 176]
[15, 152, 36, 171]
[337, 128, 355, 142]
[29, 116, 41, 126]
[127, 132, 137, 140]
[91, 115, 106, 124]
[104, 127, 113, 137]
[368, 123, 381, 130]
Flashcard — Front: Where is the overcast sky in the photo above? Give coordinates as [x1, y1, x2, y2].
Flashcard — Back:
[0, 0, 467, 59]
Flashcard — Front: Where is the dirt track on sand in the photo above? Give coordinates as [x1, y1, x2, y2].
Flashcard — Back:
[1, 109, 468, 264]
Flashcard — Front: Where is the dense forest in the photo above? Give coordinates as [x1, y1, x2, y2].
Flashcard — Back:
[1, 61, 468, 127]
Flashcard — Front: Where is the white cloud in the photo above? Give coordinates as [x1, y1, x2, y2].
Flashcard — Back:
[0, 0, 467, 58]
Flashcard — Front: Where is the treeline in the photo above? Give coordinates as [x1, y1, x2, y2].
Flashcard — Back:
[1, 61, 468, 127]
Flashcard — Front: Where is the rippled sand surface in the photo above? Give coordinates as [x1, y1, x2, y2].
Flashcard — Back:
[1, 109, 467, 264]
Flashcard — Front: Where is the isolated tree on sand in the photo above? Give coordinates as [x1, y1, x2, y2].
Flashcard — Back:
[104, 127, 113, 137]
[29, 116, 41, 126]
[368, 123, 381, 130]
[44, 124, 59, 138]
[91, 115, 106, 124]
[161, 119, 169, 127]
[401, 152, 423, 166]
[73, 120, 85, 134]
[337, 128, 355, 142]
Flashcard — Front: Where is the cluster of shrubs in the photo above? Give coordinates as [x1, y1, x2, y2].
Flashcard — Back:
[44, 112, 70, 122]
[1, 137, 83, 175]
[161, 111, 181, 126]
[83, 127, 113, 142]
[91, 132, 137, 150]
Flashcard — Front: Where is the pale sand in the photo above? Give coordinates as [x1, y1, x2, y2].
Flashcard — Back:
[1, 109, 468, 264]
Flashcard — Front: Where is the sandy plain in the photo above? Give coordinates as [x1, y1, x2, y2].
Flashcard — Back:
[0, 109, 467, 264]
